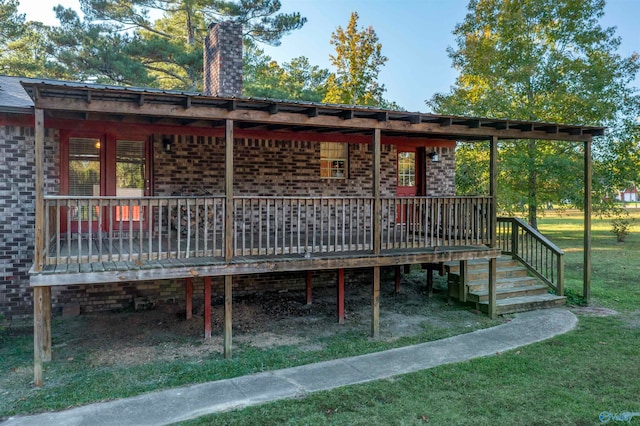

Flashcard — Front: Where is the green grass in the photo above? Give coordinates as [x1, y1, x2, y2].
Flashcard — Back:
[537, 207, 640, 312]
[183, 209, 640, 425]
[0, 288, 499, 419]
[184, 315, 640, 426]
[2, 209, 640, 424]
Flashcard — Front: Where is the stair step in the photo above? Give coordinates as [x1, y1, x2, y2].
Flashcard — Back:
[445, 257, 519, 274]
[467, 275, 539, 292]
[478, 294, 566, 315]
[450, 266, 529, 281]
[467, 284, 548, 302]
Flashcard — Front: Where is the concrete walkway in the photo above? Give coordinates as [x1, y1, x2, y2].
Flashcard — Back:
[3, 308, 577, 426]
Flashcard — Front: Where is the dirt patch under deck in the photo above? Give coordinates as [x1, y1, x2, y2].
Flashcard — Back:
[46, 269, 503, 367]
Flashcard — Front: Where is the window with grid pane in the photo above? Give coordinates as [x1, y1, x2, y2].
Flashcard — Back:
[320, 142, 348, 178]
[398, 152, 416, 186]
[69, 138, 101, 221]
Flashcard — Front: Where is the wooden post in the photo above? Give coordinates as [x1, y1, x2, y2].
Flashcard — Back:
[306, 270, 312, 305]
[203, 277, 211, 339]
[459, 260, 468, 303]
[584, 139, 592, 304]
[371, 266, 380, 338]
[373, 129, 381, 255]
[557, 255, 565, 297]
[225, 119, 234, 262]
[489, 136, 498, 249]
[34, 108, 45, 272]
[394, 265, 401, 293]
[33, 286, 51, 387]
[185, 278, 193, 320]
[426, 266, 434, 298]
[488, 136, 499, 319]
[224, 275, 232, 359]
[488, 257, 497, 319]
[337, 268, 345, 324]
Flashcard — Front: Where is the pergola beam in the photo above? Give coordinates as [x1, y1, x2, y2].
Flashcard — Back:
[30, 96, 599, 143]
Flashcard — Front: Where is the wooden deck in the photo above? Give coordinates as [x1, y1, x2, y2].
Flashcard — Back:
[32, 194, 497, 286]
[32, 245, 501, 286]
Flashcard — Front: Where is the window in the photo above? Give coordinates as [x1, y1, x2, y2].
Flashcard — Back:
[68, 137, 101, 221]
[115, 140, 146, 222]
[398, 152, 416, 187]
[320, 142, 348, 178]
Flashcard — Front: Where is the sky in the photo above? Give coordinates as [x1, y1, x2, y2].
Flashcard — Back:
[17, 0, 640, 113]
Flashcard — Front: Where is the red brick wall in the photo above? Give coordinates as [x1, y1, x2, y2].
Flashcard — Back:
[154, 136, 398, 197]
[0, 126, 58, 319]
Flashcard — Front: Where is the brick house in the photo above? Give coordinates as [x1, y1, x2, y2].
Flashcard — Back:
[0, 22, 603, 384]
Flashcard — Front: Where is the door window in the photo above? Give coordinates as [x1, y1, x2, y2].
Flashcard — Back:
[68, 137, 101, 222]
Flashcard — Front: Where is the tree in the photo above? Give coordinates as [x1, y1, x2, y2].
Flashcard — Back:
[47, 0, 307, 89]
[243, 43, 330, 102]
[323, 11, 388, 106]
[0, 0, 52, 77]
[427, 0, 639, 226]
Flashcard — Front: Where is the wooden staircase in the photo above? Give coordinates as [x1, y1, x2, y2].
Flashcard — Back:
[445, 257, 566, 315]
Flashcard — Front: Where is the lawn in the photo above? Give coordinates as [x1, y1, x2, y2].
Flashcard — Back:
[1, 209, 639, 424]
[186, 208, 640, 425]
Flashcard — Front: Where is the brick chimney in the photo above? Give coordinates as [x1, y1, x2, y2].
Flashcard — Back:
[203, 21, 243, 97]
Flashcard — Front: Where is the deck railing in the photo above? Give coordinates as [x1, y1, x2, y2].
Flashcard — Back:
[233, 196, 374, 256]
[381, 196, 491, 250]
[496, 217, 564, 295]
[44, 196, 226, 264]
[42, 195, 492, 265]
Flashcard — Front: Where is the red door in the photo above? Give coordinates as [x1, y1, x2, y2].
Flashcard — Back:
[61, 132, 151, 234]
[396, 148, 418, 224]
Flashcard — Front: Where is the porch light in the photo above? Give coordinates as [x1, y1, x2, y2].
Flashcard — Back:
[427, 151, 439, 162]
[162, 138, 172, 153]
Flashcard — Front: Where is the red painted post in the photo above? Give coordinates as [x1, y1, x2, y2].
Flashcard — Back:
[306, 270, 312, 305]
[185, 278, 193, 320]
[204, 276, 212, 339]
[337, 268, 345, 324]
[395, 265, 401, 293]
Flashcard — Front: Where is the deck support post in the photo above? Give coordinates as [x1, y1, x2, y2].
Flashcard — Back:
[488, 257, 497, 319]
[394, 266, 401, 293]
[371, 266, 380, 338]
[337, 268, 345, 324]
[225, 119, 234, 263]
[33, 286, 51, 387]
[224, 275, 232, 359]
[306, 271, 312, 305]
[185, 278, 193, 320]
[203, 277, 211, 339]
[373, 129, 381, 255]
[489, 136, 498, 249]
[426, 266, 434, 298]
[34, 108, 45, 272]
[584, 139, 592, 304]
[488, 136, 498, 319]
[459, 260, 468, 303]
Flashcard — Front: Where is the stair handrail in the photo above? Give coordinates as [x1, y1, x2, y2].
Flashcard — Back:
[496, 217, 564, 296]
